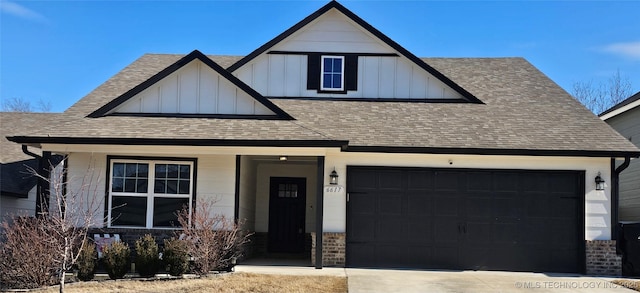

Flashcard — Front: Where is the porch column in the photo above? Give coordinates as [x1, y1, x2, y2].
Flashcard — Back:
[315, 156, 325, 269]
[234, 155, 241, 223]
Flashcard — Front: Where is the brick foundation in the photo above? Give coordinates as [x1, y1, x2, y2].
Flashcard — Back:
[311, 232, 345, 266]
[586, 240, 621, 276]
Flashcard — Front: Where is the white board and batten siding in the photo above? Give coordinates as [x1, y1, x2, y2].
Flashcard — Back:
[113, 60, 275, 116]
[65, 152, 237, 228]
[233, 8, 464, 100]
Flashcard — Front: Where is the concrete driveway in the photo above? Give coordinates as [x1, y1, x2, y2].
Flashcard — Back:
[346, 268, 634, 293]
[236, 263, 635, 293]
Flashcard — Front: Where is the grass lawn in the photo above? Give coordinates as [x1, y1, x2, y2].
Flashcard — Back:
[39, 273, 347, 293]
[612, 279, 640, 292]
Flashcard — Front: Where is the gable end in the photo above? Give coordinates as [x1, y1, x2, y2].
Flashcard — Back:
[228, 1, 483, 104]
[88, 50, 293, 119]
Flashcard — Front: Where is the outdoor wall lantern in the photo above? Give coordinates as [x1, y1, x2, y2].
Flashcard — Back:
[330, 169, 339, 185]
[595, 172, 605, 190]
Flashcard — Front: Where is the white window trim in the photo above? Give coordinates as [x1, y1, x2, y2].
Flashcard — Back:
[320, 55, 345, 91]
[107, 159, 194, 229]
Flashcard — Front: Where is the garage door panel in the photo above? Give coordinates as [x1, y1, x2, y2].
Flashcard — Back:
[377, 217, 406, 241]
[494, 173, 519, 191]
[349, 169, 378, 190]
[433, 220, 460, 243]
[430, 245, 460, 268]
[408, 192, 433, 215]
[467, 172, 493, 191]
[350, 193, 375, 214]
[347, 244, 375, 267]
[522, 174, 548, 192]
[462, 246, 492, 269]
[549, 173, 578, 193]
[493, 223, 519, 244]
[346, 167, 582, 273]
[379, 170, 403, 190]
[521, 221, 550, 244]
[466, 222, 492, 244]
[406, 246, 433, 266]
[379, 193, 403, 215]
[435, 171, 463, 191]
[434, 196, 461, 216]
[525, 192, 550, 217]
[466, 196, 493, 217]
[551, 195, 578, 217]
[408, 217, 432, 242]
[493, 196, 520, 218]
[407, 170, 433, 190]
[348, 217, 376, 241]
[377, 245, 409, 267]
[553, 219, 578, 244]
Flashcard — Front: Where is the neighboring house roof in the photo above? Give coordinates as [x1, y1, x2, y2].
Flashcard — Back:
[0, 113, 60, 197]
[6, 54, 640, 157]
[600, 91, 640, 120]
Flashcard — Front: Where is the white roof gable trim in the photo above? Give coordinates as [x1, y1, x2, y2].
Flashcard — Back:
[600, 99, 640, 120]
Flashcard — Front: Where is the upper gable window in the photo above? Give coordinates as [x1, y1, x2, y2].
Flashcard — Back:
[321, 56, 345, 91]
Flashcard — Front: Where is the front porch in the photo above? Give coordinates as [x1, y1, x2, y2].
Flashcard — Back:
[236, 155, 329, 268]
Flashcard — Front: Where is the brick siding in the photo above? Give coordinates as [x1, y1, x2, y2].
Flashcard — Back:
[586, 240, 621, 276]
[311, 232, 345, 266]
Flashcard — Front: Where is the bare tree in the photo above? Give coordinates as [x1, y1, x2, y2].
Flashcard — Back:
[0, 157, 103, 292]
[572, 70, 633, 115]
[1, 97, 52, 112]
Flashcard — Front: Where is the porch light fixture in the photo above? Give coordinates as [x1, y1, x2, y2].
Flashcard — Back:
[595, 172, 605, 191]
[279, 156, 288, 161]
[329, 169, 339, 185]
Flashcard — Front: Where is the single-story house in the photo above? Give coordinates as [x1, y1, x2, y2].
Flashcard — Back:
[601, 91, 640, 222]
[6, 1, 640, 275]
[0, 112, 61, 219]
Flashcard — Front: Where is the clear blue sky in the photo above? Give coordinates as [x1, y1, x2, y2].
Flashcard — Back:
[1, 0, 639, 112]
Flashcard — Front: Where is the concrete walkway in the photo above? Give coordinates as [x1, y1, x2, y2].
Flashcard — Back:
[235, 264, 636, 293]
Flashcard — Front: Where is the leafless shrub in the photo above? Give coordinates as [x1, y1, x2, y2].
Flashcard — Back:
[0, 157, 103, 292]
[0, 216, 58, 289]
[176, 199, 252, 275]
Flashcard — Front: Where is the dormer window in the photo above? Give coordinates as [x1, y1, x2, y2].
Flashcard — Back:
[321, 56, 345, 91]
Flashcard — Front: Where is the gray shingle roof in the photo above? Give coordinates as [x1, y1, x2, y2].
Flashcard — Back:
[8, 54, 640, 156]
[1, 112, 61, 197]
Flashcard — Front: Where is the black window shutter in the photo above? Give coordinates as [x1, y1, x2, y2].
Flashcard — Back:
[307, 54, 320, 90]
[345, 55, 358, 91]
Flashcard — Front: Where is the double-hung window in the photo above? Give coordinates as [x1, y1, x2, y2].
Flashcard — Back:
[108, 158, 194, 228]
[320, 55, 345, 91]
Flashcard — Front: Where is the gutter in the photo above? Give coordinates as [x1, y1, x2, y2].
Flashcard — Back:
[611, 156, 632, 241]
[22, 145, 51, 217]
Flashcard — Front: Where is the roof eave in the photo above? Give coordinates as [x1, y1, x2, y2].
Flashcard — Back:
[600, 98, 640, 120]
[344, 145, 640, 158]
[7, 136, 348, 148]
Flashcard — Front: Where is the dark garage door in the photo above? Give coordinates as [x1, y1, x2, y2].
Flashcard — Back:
[346, 167, 584, 273]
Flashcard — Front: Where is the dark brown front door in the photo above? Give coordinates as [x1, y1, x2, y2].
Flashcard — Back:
[268, 177, 306, 253]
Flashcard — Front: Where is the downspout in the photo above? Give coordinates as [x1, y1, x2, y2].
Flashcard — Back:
[611, 156, 631, 241]
[21, 145, 50, 217]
